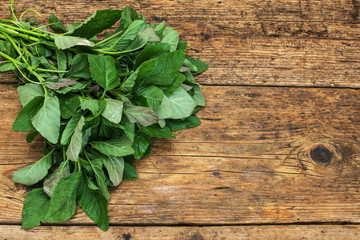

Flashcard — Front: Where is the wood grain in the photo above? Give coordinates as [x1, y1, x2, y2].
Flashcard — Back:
[1, 85, 360, 225]
[0, 1, 360, 87]
[1, 225, 360, 240]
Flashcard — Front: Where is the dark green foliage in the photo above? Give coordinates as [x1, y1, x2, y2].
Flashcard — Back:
[1, 1, 207, 231]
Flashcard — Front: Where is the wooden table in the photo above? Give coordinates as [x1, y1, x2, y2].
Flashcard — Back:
[1, 0, 360, 239]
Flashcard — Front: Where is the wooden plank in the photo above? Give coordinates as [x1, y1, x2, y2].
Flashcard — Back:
[1, 1, 360, 87]
[1, 85, 360, 224]
[1, 225, 360, 240]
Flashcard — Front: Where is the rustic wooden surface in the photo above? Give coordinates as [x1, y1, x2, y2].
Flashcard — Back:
[1, 225, 360, 240]
[1, 0, 360, 239]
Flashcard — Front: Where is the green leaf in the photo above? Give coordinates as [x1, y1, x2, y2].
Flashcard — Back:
[123, 162, 138, 180]
[17, 83, 44, 107]
[154, 95, 172, 119]
[12, 150, 53, 186]
[61, 111, 81, 145]
[55, 82, 88, 94]
[69, 9, 121, 39]
[58, 94, 80, 119]
[138, 124, 175, 139]
[12, 96, 44, 132]
[81, 99, 99, 115]
[22, 188, 50, 229]
[119, 68, 138, 92]
[191, 85, 206, 106]
[56, 50, 67, 77]
[92, 137, 134, 157]
[48, 14, 66, 33]
[67, 23, 81, 32]
[101, 155, 124, 186]
[99, 20, 144, 50]
[185, 56, 209, 75]
[132, 132, 151, 159]
[68, 54, 91, 79]
[89, 158, 109, 201]
[166, 114, 201, 131]
[142, 50, 186, 85]
[164, 73, 185, 96]
[177, 41, 188, 50]
[44, 172, 82, 223]
[134, 43, 171, 69]
[66, 116, 85, 161]
[54, 35, 95, 50]
[45, 78, 77, 90]
[88, 55, 119, 92]
[167, 87, 195, 119]
[137, 85, 164, 109]
[43, 161, 70, 197]
[26, 130, 38, 143]
[31, 95, 61, 144]
[101, 99, 123, 124]
[119, 6, 139, 30]
[77, 174, 109, 231]
[161, 27, 179, 52]
[124, 105, 158, 126]
[0, 62, 15, 72]
[122, 118, 135, 143]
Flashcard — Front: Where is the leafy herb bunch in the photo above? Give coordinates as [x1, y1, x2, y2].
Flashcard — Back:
[0, 0, 208, 231]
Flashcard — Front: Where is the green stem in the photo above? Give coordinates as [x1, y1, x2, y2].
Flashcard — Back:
[0, 26, 40, 42]
[0, 23, 48, 38]
[0, 51, 45, 83]
[10, 0, 17, 22]
[19, 9, 42, 22]
[1, 31, 28, 65]
[35, 68, 68, 73]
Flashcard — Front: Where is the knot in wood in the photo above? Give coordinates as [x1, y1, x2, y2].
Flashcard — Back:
[309, 144, 334, 165]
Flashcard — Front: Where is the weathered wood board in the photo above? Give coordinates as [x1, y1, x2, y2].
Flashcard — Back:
[1, 225, 360, 240]
[0, 1, 360, 87]
[1, 85, 360, 225]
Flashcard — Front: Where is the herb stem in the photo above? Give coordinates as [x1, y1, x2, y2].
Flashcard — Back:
[0, 26, 40, 42]
[35, 68, 68, 73]
[10, 0, 18, 22]
[1, 31, 29, 65]
[19, 9, 42, 22]
[0, 23, 48, 38]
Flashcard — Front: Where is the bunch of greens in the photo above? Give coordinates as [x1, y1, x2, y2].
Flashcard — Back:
[0, 0, 207, 231]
